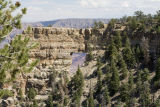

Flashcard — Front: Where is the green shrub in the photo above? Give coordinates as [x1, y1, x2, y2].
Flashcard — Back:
[154, 80, 160, 90]
[30, 100, 38, 107]
[86, 52, 94, 62]
[63, 97, 68, 106]
[28, 88, 37, 100]
[46, 95, 53, 107]
[0, 89, 13, 99]
[18, 89, 23, 99]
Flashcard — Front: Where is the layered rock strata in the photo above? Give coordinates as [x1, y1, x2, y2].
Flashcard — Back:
[24, 27, 87, 73]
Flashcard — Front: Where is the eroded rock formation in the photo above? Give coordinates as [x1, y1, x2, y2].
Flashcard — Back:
[23, 27, 104, 73]
[24, 27, 86, 72]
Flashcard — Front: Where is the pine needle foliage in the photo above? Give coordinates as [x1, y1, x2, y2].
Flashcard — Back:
[0, 0, 38, 85]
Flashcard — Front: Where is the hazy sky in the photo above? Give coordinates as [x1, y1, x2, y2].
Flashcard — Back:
[15, 0, 160, 22]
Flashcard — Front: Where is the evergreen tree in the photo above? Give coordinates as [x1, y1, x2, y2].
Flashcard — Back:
[122, 35, 136, 68]
[0, 0, 38, 85]
[98, 21, 104, 29]
[154, 58, 160, 82]
[153, 98, 160, 107]
[96, 69, 102, 95]
[121, 65, 128, 80]
[128, 72, 134, 89]
[124, 36, 131, 48]
[119, 83, 129, 102]
[93, 22, 98, 29]
[128, 18, 138, 31]
[96, 57, 102, 70]
[107, 19, 117, 31]
[86, 51, 94, 62]
[136, 71, 142, 96]
[69, 66, 84, 106]
[118, 56, 128, 79]
[134, 11, 145, 21]
[105, 36, 118, 61]
[109, 60, 120, 96]
[139, 82, 151, 107]
[28, 88, 37, 100]
[126, 97, 136, 107]
[46, 95, 53, 107]
[154, 58, 160, 89]
[141, 68, 150, 82]
[135, 46, 142, 63]
[30, 100, 38, 107]
[104, 86, 110, 105]
[0, 0, 26, 42]
[123, 45, 136, 68]
[141, 37, 150, 66]
[114, 31, 122, 50]
[105, 69, 111, 85]
[126, 72, 136, 107]
[88, 88, 94, 107]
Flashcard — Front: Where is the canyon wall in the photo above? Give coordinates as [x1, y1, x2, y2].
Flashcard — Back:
[23, 27, 104, 73]
[24, 27, 86, 73]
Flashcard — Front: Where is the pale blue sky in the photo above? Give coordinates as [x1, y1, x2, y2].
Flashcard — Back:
[15, 0, 160, 22]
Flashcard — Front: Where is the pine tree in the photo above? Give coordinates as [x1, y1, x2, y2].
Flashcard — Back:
[136, 71, 142, 96]
[127, 72, 136, 106]
[96, 69, 102, 95]
[70, 66, 84, 106]
[0, 0, 38, 85]
[154, 58, 160, 82]
[105, 36, 118, 61]
[141, 68, 150, 82]
[86, 51, 94, 62]
[128, 72, 134, 89]
[124, 37, 131, 48]
[109, 60, 120, 96]
[28, 88, 37, 100]
[141, 37, 150, 66]
[104, 86, 110, 105]
[139, 82, 151, 107]
[0, 0, 26, 42]
[30, 100, 38, 107]
[135, 46, 142, 63]
[122, 36, 136, 68]
[107, 19, 116, 31]
[119, 83, 129, 102]
[88, 88, 94, 107]
[126, 97, 136, 107]
[118, 56, 128, 79]
[46, 95, 53, 107]
[114, 31, 122, 50]
[96, 57, 102, 70]
[153, 98, 160, 107]
[105, 69, 111, 84]
[154, 58, 160, 89]
[122, 45, 136, 68]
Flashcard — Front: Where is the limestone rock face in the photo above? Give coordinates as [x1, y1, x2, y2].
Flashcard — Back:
[24, 27, 86, 73]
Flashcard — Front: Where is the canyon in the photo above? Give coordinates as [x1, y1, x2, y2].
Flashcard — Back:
[23, 27, 105, 73]
[2, 24, 160, 106]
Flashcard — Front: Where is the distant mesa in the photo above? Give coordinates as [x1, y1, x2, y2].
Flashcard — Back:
[23, 18, 110, 28]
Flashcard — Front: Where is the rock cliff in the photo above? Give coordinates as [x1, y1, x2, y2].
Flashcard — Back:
[24, 27, 86, 72]
[23, 27, 105, 73]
